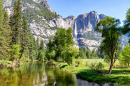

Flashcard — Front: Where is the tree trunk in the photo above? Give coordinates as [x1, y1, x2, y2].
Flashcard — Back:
[108, 60, 114, 75]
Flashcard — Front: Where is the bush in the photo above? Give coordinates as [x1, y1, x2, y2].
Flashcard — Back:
[5, 44, 20, 62]
[118, 45, 130, 67]
[37, 50, 44, 61]
[96, 62, 104, 70]
[75, 60, 80, 67]
[46, 50, 55, 61]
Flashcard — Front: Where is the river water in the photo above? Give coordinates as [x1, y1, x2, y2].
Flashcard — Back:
[0, 62, 120, 86]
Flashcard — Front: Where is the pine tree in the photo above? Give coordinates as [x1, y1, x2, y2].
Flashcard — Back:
[36, 35, 39, 48]
[10, 0, 22, 44]
[0, 0, 5, 59]
[3, 10, 11, 58]
[37, 40, 45, 61]
[28, 34, 33, 60]
[39, 40, 44, 51]
[19, 16, 28, 60]
[86, 49, 91, 59]
[9, 0, 22, 62]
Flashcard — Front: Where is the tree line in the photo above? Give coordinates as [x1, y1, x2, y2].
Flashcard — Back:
[0, 0, 44, 64]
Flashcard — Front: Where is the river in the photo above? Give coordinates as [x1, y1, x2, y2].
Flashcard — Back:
[0, 62, 121, 86]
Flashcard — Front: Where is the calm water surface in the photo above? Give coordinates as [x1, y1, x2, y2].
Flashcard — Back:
[0, 62, 120, 86]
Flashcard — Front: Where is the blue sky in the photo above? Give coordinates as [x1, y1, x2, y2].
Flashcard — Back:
[47, 0, 130, 26]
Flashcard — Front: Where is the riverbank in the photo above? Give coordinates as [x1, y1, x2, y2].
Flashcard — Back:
[56, 59, 130, 86]
[0, 60, 38, 67]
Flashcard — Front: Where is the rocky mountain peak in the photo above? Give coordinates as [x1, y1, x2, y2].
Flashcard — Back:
[99, 14, 107, 20]
[3, 0, 128, 50]
[77, 13, 89, 19]
[39, 0, 54, 12]
[64, 16, 76, 20]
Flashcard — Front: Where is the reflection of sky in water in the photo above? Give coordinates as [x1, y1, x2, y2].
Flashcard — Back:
[77, 79, 121, 86]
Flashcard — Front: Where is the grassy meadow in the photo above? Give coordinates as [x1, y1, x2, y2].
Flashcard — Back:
[56, 59, 130, 86]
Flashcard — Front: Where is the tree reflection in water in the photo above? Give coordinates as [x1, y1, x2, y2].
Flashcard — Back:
[0, 62, 120, 86]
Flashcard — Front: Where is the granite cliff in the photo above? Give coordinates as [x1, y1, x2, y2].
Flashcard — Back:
[3, 0, 128, 49]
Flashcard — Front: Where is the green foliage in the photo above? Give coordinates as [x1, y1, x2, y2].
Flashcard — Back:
[0, 2, 11, 60]
[95, 17, 122, 74]
[46, 50, 56, 60]
[39, 40, 44, 51]
[7, 44, 20, 61]
[118, 45, 130, 66]
[54, 28, 67, 48]
[104, 55, 111, 63]
[79, 47, 86, 59]
[46, 39, 55, 60]
[10, 0, 22, 44]
[86, 49, 91, 59]
[0, 0, 50, 63]
[35, 3, 58, 20]
[22, 1, 58, 22]
[0, 0, 40, 62]
[97, 51, 105, 59]
[78, 47, 99, 59]
[91, 49, 98, 59]
[48, 28, 75, 61]
[46, 28, 78, 65]
[122, 8, 130, 43]
[37, 39, 45, 61]
[66, 27, 74, 45]
[61, 45, 79, 65]
[37, 50, 44, 61]
[96, 62, 104, 70]
[75, 60, 81, 67]
[0, 60, 12, 66]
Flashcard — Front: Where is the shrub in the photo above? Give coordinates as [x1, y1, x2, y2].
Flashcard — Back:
[96, 62, 104, 70]
[37, 50, 44, 61]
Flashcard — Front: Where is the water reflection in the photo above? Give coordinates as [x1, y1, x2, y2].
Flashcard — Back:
[0, 62, 121, 86]
[77, 79, 120, 86]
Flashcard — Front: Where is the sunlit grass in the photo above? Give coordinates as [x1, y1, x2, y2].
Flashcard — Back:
[57, 59, 130, 85]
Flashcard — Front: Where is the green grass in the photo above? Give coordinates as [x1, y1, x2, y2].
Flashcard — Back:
[57, 59, 130, 86]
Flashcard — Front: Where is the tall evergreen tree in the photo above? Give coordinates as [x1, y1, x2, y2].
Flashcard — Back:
[28, 34, 34, 60]
[2, 10, 11, 58]
[39, 40, 44, 51]
[37, 40, 45, 61]
[19, 16, 28, 60]
[8, 0, 22, 62]
[0, 0, 5, 59]
[0, 1, 11, 59]
[86, 49, 91, 59]
[10, 0, 22, 44]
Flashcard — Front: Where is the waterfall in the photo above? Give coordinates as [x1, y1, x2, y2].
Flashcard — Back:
[74, 21, 77, 39]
